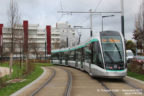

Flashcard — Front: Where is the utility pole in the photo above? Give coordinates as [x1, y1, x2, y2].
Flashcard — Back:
[45, 29, 47, 60]
[66, 26, 69, 47]
[67, 37, 68, 47]
[121, 0, 125, 37]
[90, 9, 93, 37]
[45, 41, 46, 60]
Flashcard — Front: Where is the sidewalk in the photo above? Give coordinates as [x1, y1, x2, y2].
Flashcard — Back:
[0, 67, 10, 77]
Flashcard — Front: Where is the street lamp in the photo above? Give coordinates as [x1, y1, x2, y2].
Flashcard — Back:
[102, 15, 114, 32]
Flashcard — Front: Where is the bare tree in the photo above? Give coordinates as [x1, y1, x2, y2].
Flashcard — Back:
[53, 39, 60, 49]
[7, 0, 21, 77]
[29, 42, 39, 59]
[133, 0, 144, 52]
[60, 39, 67, 48]
[14, 26, 23, 68]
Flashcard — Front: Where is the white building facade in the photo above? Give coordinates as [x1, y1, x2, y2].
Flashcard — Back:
[2, 22, 76, 59]
[54, 22, 76, 48]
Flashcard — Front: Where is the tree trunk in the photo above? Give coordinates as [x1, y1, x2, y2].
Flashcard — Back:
[9, 53, 13, 78]
[25, 54, 28, 72]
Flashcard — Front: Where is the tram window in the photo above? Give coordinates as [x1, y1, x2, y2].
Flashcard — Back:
[76, 49, 81, 61]
[51, 53, 59, 60]
[69, 51, 75, 61]
[63, 51, 69, 60]
[61, 52, 65, 59]
[84, 44, 92, 63]
[59, 52, 63, 60]
[60, 52, 64, 59]
[81, 48, 84, 62]
[93, 42, 104, 68]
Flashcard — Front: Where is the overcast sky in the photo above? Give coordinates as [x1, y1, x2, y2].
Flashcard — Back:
[0, 0, 142, 40]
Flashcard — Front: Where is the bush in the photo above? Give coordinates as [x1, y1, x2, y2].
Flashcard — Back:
[22, 61, 35, 77]
[0, 77, 8, 89]
[128, 60, 144, 74]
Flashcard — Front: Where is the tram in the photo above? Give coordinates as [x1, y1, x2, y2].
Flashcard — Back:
[51, 31, 127, 78]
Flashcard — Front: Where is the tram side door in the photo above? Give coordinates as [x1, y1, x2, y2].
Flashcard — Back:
[89, 43, 93, 73]
[75, 50, 78, 68]
[59, 53, 62, 64]
[85, 44, 92, 73]
[81, 48, 84, 69]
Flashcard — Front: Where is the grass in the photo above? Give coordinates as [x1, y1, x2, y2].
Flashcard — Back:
[127, 71, 144, 81]
[0, 62, 54, 96]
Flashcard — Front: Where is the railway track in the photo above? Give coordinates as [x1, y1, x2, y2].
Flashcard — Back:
[63, 67, 110, 96]
[97, 80, 116, 96]
[62, 66, 144, 96]
[96, 78, 144, 96]
[31, 68, 56, 96]
[12, 66, 144, 96]
[123, 79, 144, 94]
[63, 68, 72, 96]
[31, 67, 72, 96]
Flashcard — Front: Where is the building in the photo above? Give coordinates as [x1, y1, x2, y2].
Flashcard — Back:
[2, 24, 44, 59]
[1, 22, 76, 59]
[52, 22, 75, 49]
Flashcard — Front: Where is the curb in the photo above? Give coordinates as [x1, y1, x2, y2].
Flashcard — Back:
[126, 76, 144, 85]
[10, 67, 46, 96]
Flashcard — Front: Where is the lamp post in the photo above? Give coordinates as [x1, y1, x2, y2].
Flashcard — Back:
[102, 15, 114, 32]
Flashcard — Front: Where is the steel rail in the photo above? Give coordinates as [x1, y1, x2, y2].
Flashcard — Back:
[123, 80, 144, 94]
[97, 80, 116, 96]
[62, 68, 72, 96]
[31, 68, 56, 96]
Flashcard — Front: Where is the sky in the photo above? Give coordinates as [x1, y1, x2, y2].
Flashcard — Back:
[0, 0, 142, 40]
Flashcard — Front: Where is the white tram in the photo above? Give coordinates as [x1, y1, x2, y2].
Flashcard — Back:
[51, 31, 127, 78]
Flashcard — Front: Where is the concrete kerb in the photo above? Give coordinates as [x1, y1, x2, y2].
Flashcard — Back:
[126, 76, 144, 85]
[10, 67, 46, 96]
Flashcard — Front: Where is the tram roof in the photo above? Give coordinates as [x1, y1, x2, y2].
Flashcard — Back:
[52, 37, 98, 53]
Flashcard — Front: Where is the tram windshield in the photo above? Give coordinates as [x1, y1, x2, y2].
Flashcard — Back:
[101, 36, 124, 70]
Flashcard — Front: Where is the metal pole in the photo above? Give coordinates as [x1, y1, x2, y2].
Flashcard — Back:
[78, 34, 81, 45]
[90, 9, 93, 37]
[45, 29, 47, 60]
[45, 41, 46, 60]
[121, 0, 125, 37]
[67, 37, 68, 47]
[20, 40, 22, 68]
[102, 17, 103, 32]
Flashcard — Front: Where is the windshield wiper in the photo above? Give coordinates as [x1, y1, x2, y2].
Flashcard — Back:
[105, 51, 114, 63]
[114, 43, 122, 60]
